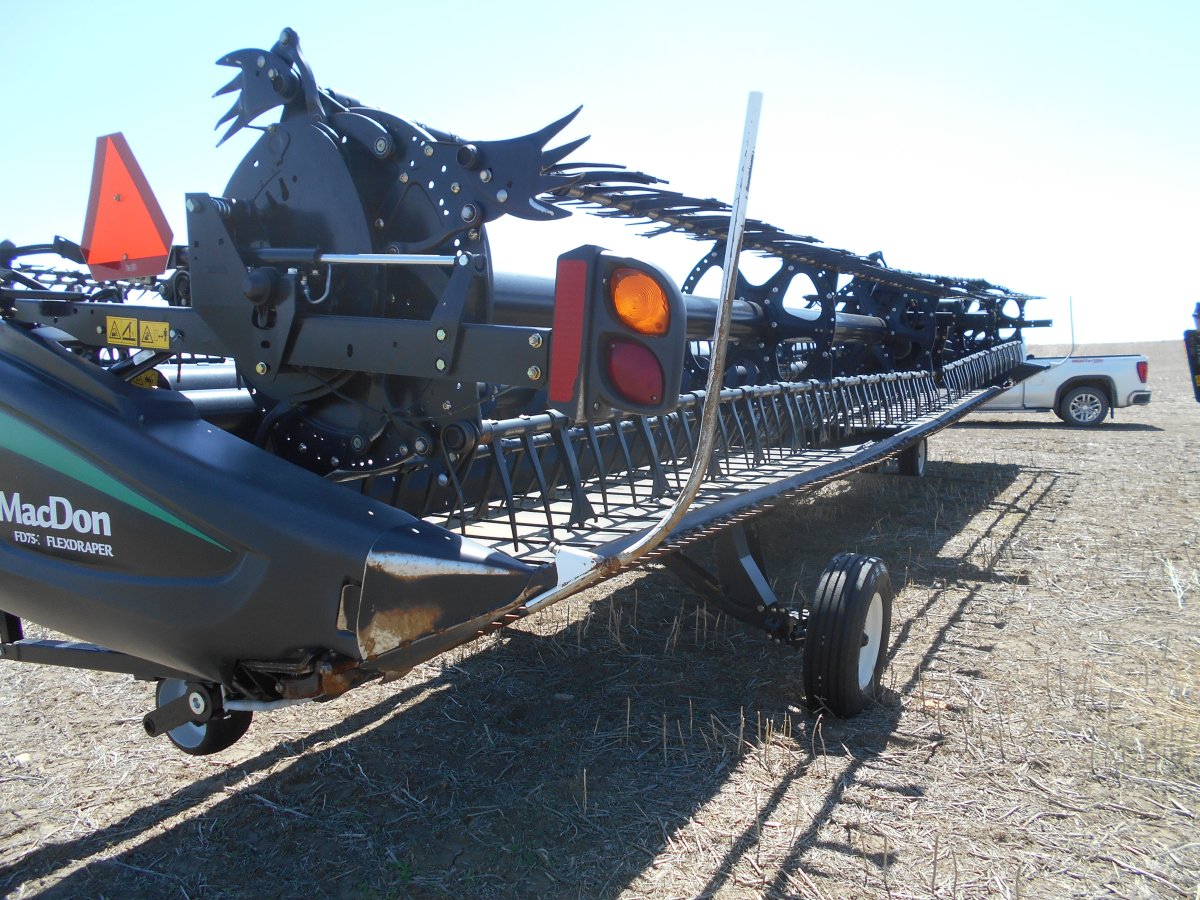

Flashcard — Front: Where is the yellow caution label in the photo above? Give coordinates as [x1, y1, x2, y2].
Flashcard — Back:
[105, 316, 170, 350]
[139, 320, 170, 350]
[106, 316, 138, 347]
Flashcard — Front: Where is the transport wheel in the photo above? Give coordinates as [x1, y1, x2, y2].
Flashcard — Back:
[155, 678, 252, 755]
[1056, 385, 1109, 426]
[803, 553, 892, 717]
[897, 437, 927, 477]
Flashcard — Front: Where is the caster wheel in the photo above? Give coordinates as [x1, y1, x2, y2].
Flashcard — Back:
[898, 437, 927, 477]
[803, 553, 893, 717]
[155, 678, 252, 755]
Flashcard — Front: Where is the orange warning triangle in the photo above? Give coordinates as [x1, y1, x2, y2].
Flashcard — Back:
[80, 133, 173, 280]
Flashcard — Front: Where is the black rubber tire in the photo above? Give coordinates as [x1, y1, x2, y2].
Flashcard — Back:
[1056, 385, 1110, 426]
[155, 679, 252, 755]
[803, 553, 893, 717]
[898, 437, 927, 477]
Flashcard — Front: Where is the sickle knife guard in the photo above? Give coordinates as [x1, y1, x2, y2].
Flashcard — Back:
[0, 28, 1048, 752]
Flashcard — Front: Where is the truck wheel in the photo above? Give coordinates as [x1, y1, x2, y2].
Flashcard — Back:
[803, 554, 892, 717]
[898, 437, 927, 477]
[1057, 385, 1109, 426]
[155, 678, 252, 755]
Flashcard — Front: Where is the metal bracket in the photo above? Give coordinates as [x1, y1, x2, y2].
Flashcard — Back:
[142, 682, 215, 737]
[662, 524, 806, 645]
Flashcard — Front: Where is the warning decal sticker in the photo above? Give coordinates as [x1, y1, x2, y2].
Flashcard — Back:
[106, 316, 138, 346]
[139, 320, 170, 349]
[105, 316, 170, 350]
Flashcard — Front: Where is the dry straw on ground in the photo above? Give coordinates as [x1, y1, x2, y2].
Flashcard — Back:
[2, 341, 1197, 898]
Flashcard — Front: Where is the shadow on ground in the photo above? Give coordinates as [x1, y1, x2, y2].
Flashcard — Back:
[2, 460, 1049, 898]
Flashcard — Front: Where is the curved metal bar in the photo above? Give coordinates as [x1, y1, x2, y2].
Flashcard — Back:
[616, 92, 763, 569]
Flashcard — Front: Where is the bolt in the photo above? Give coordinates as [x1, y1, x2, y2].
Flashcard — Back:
[330, 456, 340, 467]
[257, 54, 266, 68]
[399, 172, 409, 184]
[436, 473, 450, 487]
[441, 400, 452, 411]
[457, 254, 470, 266]
[267, 68, 278, 80]
[527, 365, 542, 381]
[398, 444, 409, 456]
[468, 229, 480, 241]
[255, 361, 270, 375]
[757, 605, 765, 613]
[374, 218, 385, 229]
[460, 204, 480, 224]
[435, 328, 447, 341]
[351, 435, 365, 451]
[187, 692, 206, 715]
[448, 452, 459, 462]
[113, 194, 122, 202]
[479, 169, 493, 183]
[169, 329, 177, 340]
[298, 442, 308, 454]
[528, 333, 543, 349]
[436, 358, 447, 371]
[95, 325, 104, 335]
[414, 438, 430, 455]
[450, 182, 461, 194]
[374, 137, 389, 155]
[423, 144, 434, 157]
[496, 189, 509, 203]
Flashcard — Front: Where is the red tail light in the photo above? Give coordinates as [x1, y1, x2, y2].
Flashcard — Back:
[606, 338, 664, 407]
[1137, 360, 1148, 383]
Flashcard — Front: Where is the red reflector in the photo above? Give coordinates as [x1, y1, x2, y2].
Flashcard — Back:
[606, 338, 664, 408]
[81, 133, 173, 280]
[549, 258, 589, 405]
[1137, 360, 1148, 383]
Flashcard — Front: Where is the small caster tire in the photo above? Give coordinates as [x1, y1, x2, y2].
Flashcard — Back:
[898, 437, 927, 477]
[155, 678, 252, 755]
[803, 553, 893, 717]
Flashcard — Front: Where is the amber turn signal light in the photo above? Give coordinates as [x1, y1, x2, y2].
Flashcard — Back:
[611, 268, 670, 336]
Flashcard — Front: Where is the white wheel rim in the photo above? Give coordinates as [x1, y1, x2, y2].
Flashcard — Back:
[158, 679, 206, 749]
[858, 592, 884, 691]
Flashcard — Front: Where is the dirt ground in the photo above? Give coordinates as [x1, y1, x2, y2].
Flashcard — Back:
[1, 340, 1197, 899]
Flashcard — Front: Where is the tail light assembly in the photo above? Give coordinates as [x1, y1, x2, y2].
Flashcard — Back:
[548, 245, 686, 422]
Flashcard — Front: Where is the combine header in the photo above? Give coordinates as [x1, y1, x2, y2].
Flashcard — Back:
[0, 29, 1047, 754]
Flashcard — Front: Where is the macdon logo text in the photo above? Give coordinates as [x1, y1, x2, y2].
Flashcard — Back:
[0, 492, 112, 537]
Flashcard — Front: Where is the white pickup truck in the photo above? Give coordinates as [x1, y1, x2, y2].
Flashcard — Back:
[980, 348, 1151, 426]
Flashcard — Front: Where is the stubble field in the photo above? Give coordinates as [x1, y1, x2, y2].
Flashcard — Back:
[2, 340, 1197, 898]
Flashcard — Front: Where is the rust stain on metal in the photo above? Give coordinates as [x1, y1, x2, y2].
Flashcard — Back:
[317, 667, 359, 699]
[360, 604, 443, 659]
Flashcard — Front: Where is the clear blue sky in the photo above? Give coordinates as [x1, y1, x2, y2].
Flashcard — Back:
[3, 0, 1196, 343]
